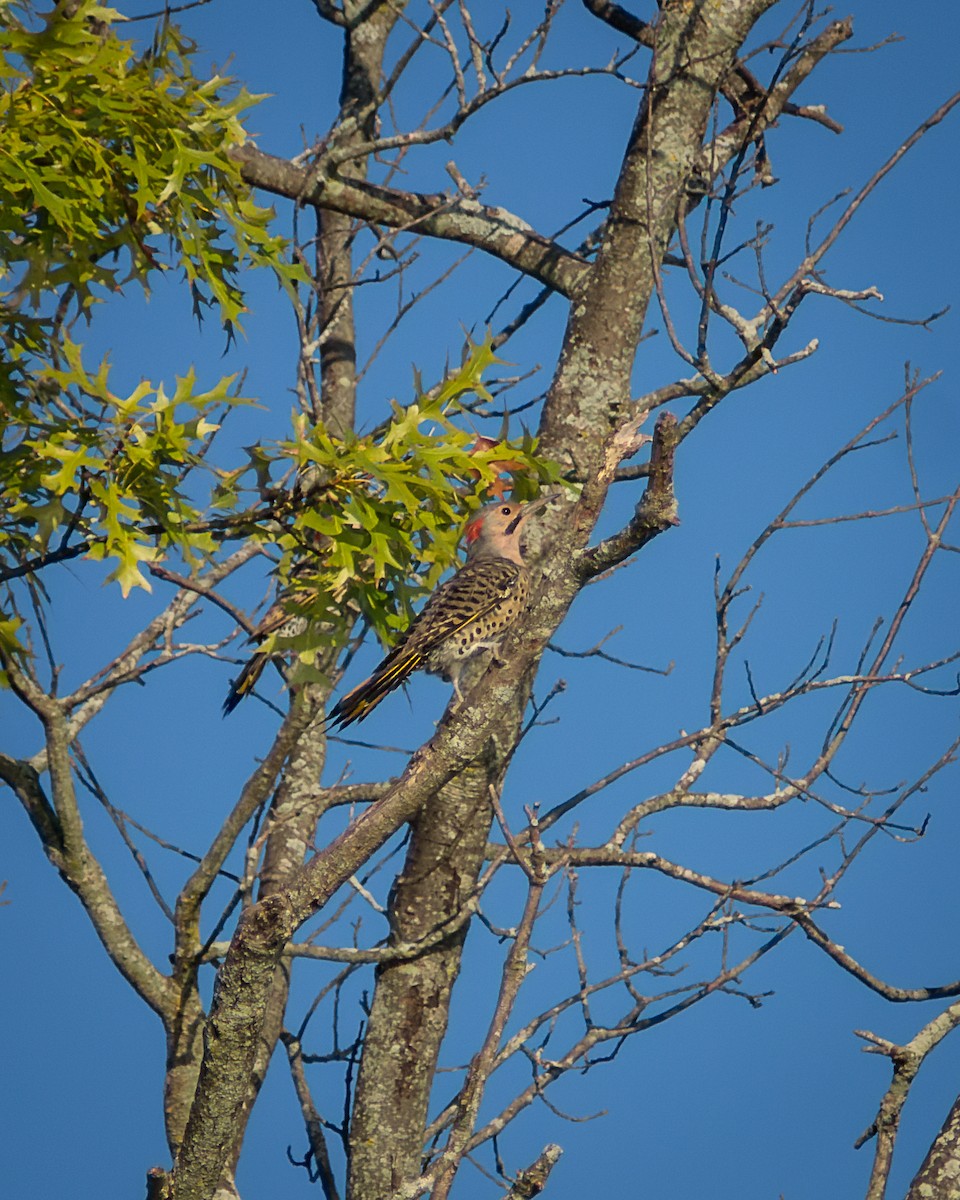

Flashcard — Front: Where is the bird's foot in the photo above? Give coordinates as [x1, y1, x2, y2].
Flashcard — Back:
[471, 639, 506, 667]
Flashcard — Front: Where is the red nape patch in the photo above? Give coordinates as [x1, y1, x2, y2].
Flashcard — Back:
[464, 516, 483, 544]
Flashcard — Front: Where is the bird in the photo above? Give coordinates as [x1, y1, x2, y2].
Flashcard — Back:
[222, 562, 321, 716]
[327, 495, 550, 729]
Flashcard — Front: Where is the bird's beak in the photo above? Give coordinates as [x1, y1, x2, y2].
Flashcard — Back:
[522, 492, 554, 517]
[508, 491, 555, 536]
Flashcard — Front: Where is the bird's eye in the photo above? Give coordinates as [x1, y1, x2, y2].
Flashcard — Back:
[500, 506, 512, 515]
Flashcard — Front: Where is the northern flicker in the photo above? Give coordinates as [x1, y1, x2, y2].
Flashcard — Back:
[222, 563, 319, 716]
[327, 496, 550, 728]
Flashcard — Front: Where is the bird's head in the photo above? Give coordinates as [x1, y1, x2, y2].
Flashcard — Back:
[463, 495, 552, 563]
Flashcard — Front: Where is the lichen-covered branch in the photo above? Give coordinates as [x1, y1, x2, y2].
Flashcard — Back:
[231, 144, 588, 296]
[856, 1000, 960, 1200]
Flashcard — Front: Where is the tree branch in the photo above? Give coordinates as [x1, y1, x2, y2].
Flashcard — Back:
[856, 999, 960, 1200]
[231, 144, 587, 296]
[0, 658, 172, 1017]
[579, 410, 680, 577]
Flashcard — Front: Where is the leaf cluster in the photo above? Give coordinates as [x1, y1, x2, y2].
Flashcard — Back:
[2, 335, 247, 596]
[0, 0, 296, 676]
[0, 0, 297, 328]
[0, 0, 301, 664]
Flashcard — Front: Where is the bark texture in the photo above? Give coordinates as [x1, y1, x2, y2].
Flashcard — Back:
[907, 1093, 960, 1200]
[349, 755, 502, 1196]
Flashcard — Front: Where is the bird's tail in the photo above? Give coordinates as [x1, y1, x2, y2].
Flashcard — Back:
[223, 652, 268, 716]
[327, 650, 421, 729]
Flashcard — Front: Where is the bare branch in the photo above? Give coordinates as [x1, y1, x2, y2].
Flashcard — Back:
[232, 145, 587, 296]
[855, 999, 960, 1200]
[0, 657, 172, 1017]
[765, 89, 960, 319]
[281, 1033, 341, 1200]
[579, 410, 681, 577]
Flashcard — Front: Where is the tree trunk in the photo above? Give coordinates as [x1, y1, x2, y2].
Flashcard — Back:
[907, 1091, 960, 1200]
[348, 748, 505, 1198]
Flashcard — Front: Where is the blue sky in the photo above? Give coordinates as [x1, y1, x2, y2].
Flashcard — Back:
[3, 3, 960, 1198]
